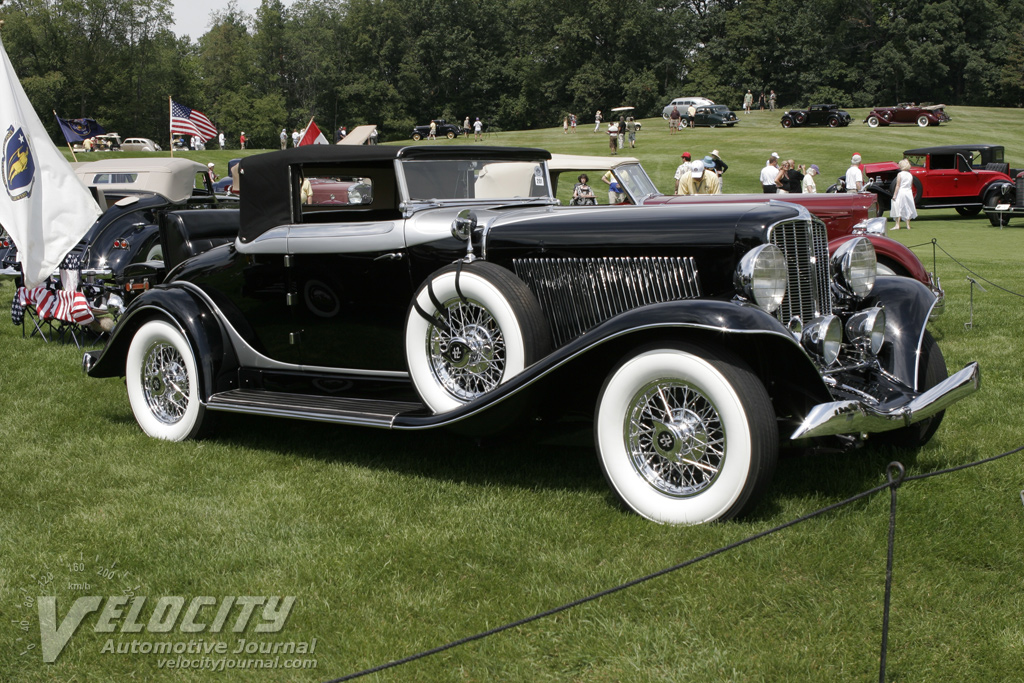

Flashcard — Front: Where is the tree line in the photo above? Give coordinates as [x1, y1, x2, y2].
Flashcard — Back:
[2, 0, 1022, 148]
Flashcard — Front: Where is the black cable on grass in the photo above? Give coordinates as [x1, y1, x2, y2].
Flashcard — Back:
[909, 238, 1024, 298]
[324, 444, 1023, 683]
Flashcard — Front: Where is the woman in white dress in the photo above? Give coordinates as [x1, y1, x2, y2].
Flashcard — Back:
[890, 158, 918, 230]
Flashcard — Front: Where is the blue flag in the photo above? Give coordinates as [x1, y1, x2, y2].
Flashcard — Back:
[55, 115, 106, 143]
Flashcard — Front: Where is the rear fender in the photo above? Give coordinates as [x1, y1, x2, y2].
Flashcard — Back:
[84, 285, 235, 401]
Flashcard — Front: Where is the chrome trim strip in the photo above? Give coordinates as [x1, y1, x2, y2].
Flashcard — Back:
[173, 281, 409, 379]
[393, 320, 810, 430]
[790, 362, 980, 439]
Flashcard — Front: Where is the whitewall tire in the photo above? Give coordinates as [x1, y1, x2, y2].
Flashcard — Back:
[126, 319, 206, 441]
[405, 262, 549, 414]
[595, 343, 777, 525]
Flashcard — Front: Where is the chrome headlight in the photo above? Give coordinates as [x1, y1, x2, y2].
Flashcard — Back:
[845, 306, 886, 355]
[852, 217, 887, 236]
[801, 315, 842, 366]
[831, 237, 876, 299]
[734, 244, 788, 314]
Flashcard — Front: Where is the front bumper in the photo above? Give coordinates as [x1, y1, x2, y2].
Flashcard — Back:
[791, 362, 980, 439]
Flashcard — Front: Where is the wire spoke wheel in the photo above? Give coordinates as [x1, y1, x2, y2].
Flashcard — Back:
[428, 297, 507, 402]
[626, 379, 725, 497]
[142, 341, 191, 424]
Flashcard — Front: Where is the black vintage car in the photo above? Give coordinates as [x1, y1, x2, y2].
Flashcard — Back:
[682, 105, 738, 128]
[780, 104, 852, 128]
[84, 145, 979, 526]
[411, 119, 462, 141]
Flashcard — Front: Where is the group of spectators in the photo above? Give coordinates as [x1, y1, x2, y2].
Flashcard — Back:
[673, 150, 728, 195]
[605, 114, 638, 154]
[759, 152, 819, 194]
[742, 89, 776, 113]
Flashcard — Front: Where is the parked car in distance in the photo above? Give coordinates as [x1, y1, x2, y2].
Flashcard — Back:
[662, 97, 715, 118]
[861, 144, 1020, 224]
[411, 119, 461, 140]
[83, 144, 979, 526]
[121, 137, 163, 152]
[682, 104, 738, 128]
[547, 153, 943, 297]
[73, 132, 122, 152]
[780, 104, 852, 128]
[864, 104, 951, 128]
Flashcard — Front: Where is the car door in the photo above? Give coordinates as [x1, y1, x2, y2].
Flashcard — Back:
[288, 166, 414, 372]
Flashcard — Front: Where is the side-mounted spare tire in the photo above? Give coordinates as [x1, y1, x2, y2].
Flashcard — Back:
[405, 261, 550, 414]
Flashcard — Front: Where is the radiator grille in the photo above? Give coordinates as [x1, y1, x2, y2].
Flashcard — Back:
[768, 218, 832, 323]
[513, 256, 702, 347]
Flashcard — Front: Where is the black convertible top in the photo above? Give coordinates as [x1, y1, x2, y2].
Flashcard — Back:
[238, 145, 551, 243]
[903, 144, 1003, 156]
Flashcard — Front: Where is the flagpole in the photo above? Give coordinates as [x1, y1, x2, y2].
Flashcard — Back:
[168, 96, 174, 157]
[54, 110, 78, 162]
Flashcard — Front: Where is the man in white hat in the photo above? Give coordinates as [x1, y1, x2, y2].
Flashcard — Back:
[846, 153, 864, 192]
[280, 128, 288, 149]
[206, 162, 219, 184]
[691, 156, 721, 195]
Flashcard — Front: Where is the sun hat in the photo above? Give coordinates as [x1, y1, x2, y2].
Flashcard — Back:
[702, 155, 715, 168]
[711, 149, 721, 158]
[809, 164, 819, 174]
[207, 162, 215, 168]
[852, 153, 862, 163]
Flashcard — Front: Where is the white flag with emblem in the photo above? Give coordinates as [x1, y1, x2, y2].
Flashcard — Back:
[0, 35, 100, 289]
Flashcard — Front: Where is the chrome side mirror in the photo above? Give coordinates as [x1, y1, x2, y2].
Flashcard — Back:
[451, 209, 478, 260]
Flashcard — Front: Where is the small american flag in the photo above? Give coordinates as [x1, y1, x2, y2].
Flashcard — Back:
[18, 285, 95, 325]
[171, 100, 218, 141]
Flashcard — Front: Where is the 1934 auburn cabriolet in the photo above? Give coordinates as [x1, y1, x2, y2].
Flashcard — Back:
[83, 145, 980, 525]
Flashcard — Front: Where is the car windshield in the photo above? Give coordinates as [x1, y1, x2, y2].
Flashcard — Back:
[615, 163, 659, 199]
[905, 155, 926, 168]
[401, 159, 551, 201]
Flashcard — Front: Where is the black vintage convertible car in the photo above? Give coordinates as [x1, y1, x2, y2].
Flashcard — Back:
[83, 145, 979, 525]
[411, 119, 462, 140]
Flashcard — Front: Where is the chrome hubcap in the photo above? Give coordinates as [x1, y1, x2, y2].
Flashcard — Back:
[142, 341, 189, 424]
[428, 298, 505, 402]
[626, 380, 725, 497]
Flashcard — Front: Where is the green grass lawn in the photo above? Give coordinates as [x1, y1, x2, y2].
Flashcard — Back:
[2, 107, 1024, 682]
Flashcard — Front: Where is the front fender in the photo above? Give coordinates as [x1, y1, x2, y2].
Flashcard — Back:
[864, 276, 938, 390]
[394, 299, 831, 429]
[83, 285, 234, 402]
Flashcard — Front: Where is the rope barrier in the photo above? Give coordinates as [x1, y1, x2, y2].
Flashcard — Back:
[323, 444, 1024, 683]
[909, 238, 1024, 298]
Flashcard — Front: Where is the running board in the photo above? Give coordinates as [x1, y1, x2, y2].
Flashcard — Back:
[206, 389, 427, 428]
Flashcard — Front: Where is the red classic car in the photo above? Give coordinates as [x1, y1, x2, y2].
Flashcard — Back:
[864, 104, 951, 128]
[861, 144, 1019, 224]
[547, 154, 943, 309]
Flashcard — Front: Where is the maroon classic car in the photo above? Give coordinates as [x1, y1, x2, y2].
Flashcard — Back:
[547, 154, 943, 306]
[861, 144, 1019, 224]
[864, 104, 951, 128]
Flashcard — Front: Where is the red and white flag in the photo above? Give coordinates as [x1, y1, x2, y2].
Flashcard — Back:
[299, 118, 328, 146]
[171, 100, 218, 141]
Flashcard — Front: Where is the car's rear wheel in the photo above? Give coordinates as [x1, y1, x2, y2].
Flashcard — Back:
[867, 116, 881, 128]
[595, 343, 777, 525]
[446, 131, 455, 139]
[955, 206, 981, 217]
[405, 262, 550, 414]
[412, 132, 422, 141]
[917, 115, 930, 127]
[873, 331, 947, 449]
[126, 319, 205, 441]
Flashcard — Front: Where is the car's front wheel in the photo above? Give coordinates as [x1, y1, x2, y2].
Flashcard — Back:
[781, 117, 793, 128]
[917, 115, 930, 127]
[867, 115, 881, 128]
[412, 132, 422, 141]
[446, 131, 455, 139]
[405, 262, 550, 414]
[126, 319, 205, 441]
[827, 117, 840, 127]
[595, 343, 777, 525]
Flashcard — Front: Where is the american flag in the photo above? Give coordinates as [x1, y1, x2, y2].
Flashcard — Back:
[170, 100, 218, 141]
[17, 285, 95, 325]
